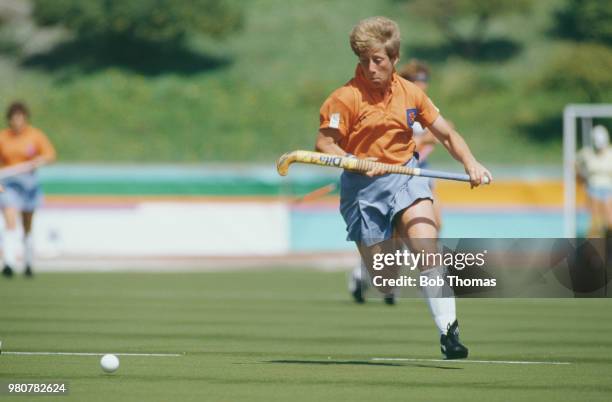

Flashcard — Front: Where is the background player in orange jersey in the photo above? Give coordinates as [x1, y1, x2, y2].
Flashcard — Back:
[0, 101, 56, 278]
[316, 17, 491, 359]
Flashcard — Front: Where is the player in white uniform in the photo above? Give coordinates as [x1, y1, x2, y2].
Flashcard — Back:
[576, 125, 612, 237]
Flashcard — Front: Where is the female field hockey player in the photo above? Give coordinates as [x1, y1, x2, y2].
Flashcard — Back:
[577, 125, 612, 237]
[0, 102, 56, 278]
[348, 59, 443, 305]
[316, 17, 491, 359]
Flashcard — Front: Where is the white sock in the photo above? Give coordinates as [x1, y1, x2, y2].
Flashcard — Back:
[24, 233, 34, 267]
[354, 260, 367, 280]
[2, 229, 19, 268]
[420, 266, 457, 335]
[349, 260, 369, 292]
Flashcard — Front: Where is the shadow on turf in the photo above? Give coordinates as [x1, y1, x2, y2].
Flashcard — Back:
[265, 360, 461, 370]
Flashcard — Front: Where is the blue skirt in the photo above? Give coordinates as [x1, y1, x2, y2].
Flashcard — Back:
[339, 157, 433, 247]
[0, 172, 43, 212]
[588, 185, 612, 201]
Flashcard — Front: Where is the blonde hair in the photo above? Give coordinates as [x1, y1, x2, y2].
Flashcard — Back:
[350, 17, 400, 60]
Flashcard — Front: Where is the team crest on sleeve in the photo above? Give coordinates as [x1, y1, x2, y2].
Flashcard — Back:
[406, 108, 418, 128]
[329, 113, 340, 129]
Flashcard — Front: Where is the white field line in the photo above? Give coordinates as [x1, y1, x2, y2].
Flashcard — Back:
[372, 357, 571, 365]
[2, 351, 183, 357]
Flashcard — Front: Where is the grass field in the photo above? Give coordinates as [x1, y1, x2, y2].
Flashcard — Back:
[1, 270, 611, 401]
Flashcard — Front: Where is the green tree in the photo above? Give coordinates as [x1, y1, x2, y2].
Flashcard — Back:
[554, 0, 612, 45]
[537, 43, 612, 102]
[32, 0, 242, 46]
[403, 0, 531, 57]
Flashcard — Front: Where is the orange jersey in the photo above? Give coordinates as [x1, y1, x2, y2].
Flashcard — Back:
[319, 65, 440, 164]
[0, 125, 56, 167]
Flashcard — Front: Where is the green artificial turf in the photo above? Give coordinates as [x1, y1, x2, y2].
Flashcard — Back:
[1, 270, 611, 401]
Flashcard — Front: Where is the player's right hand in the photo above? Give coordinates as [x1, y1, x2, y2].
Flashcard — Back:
[464, 159, 492, 188]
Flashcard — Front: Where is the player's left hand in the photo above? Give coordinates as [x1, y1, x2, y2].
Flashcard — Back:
[464, 159, 492, 188]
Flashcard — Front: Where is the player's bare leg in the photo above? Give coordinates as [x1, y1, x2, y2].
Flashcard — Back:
[603, 198, 612, 231]
[22, 211, 34, 277]
[587, 197, 604, 237]
[349, 256, 399, 305]
[2, 207, 19, 278]
[432, 200, 442, 233]
[348, 260, 368, 304]
[356, 241, 401, 299]
[395, 198, 468, 359]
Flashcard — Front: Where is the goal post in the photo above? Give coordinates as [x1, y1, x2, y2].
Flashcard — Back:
[563, 104, 612, 238]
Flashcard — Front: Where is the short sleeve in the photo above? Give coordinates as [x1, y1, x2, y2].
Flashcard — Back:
[35, 130, 56, 160]
[415, 89, 440, 128]
[319, 88, 356, 139]
[0, 132, 6, 165]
